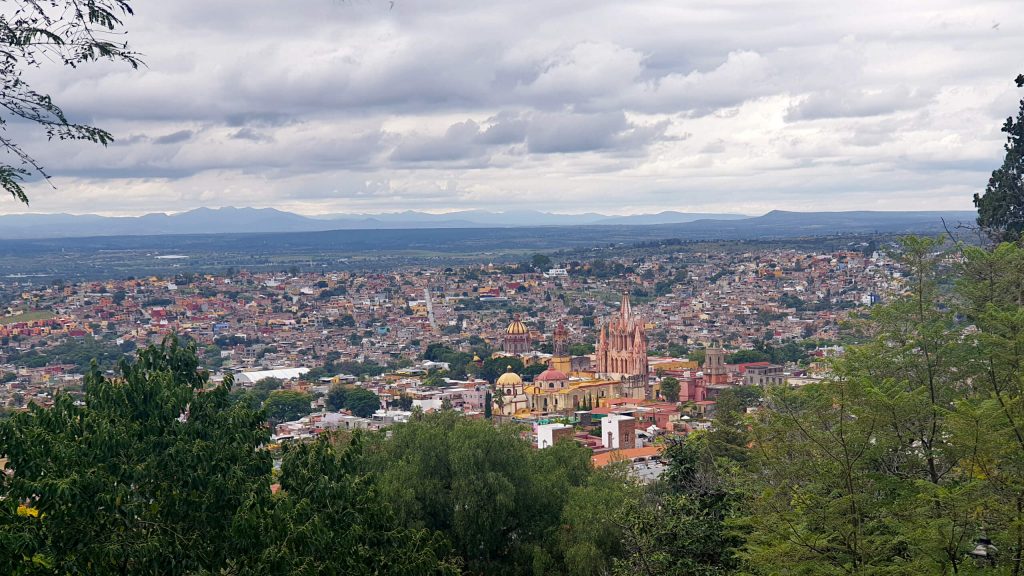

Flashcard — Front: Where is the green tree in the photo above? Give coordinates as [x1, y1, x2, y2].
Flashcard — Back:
[569, 342, 595, 356]
[365, 411, 593, 574]
[726, 349, 770, 364]
[615, 435, 741, 575]
[326, 383, 348, 411]
[660, 376, 680, 403]
[344, 387, 380, 418]
[531, 253, 553, 271]
[975, 74, 1024, 243]
[240, 434, 459, 575]
[742, 237, 990, 574]
[706, 388, 749, 463]
[1, 1, 141, 204]
[480, 356, 524, 383]
[0, 337, 270, 575]
[557, 465, 640, 576]
[263, 389, 312, 425]
[688, 348, 706, 365]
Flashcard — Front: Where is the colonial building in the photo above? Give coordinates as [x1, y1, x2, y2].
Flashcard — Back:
[524, 363, 619, 414]
[503, 314, 530, 355]
[595, 292, 649, 397]
[495, 366, 529, 416]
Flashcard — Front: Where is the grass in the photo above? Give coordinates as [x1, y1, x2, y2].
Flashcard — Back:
[0, 310, 55, 325]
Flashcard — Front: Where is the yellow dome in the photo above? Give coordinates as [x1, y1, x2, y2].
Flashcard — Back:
[497, 367, 523, 387]
[505, 318, 528, 335]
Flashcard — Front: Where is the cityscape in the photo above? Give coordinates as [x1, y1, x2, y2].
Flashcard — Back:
[2, 1, 1023, 574]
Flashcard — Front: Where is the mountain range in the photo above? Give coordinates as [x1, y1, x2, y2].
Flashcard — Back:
[0, 206, 977, 240]
[0, 207, 746, 239]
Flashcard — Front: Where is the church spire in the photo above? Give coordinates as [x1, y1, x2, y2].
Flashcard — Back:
[620, 290, 632, 323]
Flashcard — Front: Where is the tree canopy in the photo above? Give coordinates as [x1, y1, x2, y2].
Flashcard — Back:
[975, 74, 1024, 243]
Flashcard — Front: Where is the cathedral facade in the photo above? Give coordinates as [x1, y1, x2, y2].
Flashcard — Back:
[595, 293, 649, 397]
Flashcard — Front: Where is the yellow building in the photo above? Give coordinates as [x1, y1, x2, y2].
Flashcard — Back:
[524, 365, 620, 413]
[495, 366, 529, 416]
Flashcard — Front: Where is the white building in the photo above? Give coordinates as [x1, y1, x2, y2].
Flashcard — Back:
[601, 414, 636, 450]
[536, 423, 573, 449]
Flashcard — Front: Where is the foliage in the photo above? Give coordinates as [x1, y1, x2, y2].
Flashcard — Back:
[0, 337, 270, 575]
[615, 434, 742, 576]
[364, 411, 597, 574]
[1, 0, 140, 204]
[688, 348, 706, 365]
[975, 74, 1024, 243]
[305, 358, 388, 380]
[531, 253, 553, 271]
[480, 356, 525, 383]
[741, 237, 1024, 574]
[345, 387, 381, 418]
[569, 342, 595, 356]
[326, 383, 348, 411]
[263, 389, 312, 425]
[660, 376, 680, 403]
[7, 336, 123, 372]
[239, 434, 459, 575]
[726, 349, 770, 364]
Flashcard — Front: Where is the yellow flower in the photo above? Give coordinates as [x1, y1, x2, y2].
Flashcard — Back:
[17, 504, 40, 518]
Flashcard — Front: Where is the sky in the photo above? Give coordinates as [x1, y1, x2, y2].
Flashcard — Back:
[6, 0, 1024, 216]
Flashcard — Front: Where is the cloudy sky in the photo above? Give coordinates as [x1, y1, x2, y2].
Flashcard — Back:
[7, 0, 1024, 216]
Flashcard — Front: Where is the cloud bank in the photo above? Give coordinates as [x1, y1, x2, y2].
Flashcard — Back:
[8, 0, 1024, 215]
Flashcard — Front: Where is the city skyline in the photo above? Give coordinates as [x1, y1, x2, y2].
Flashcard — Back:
[6, 0, 1024, 216]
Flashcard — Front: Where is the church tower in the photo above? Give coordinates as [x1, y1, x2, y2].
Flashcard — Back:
[551, 319, 571, 373]
[703, 344, 728, 385]
[595, 292, 649, 397]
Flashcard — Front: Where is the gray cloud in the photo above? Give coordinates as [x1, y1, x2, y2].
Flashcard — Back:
[152, 130, 194, 145]
[5, 0, 1024, 216]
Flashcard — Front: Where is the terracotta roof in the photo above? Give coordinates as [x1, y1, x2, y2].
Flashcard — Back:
[591, 446, 663, 468]
[535, 367, 568, 381]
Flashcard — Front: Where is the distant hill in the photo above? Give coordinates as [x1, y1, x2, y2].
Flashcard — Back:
[0, 207, 978, 240]
[0, 207, 750, 239]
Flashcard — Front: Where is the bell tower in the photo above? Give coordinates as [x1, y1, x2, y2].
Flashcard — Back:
[703, 344, 728, 385]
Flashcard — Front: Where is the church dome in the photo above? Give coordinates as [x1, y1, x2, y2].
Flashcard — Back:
[535, 367, 568, 382]
[505, 316, 528, 335]
[496, 367, 523, 387]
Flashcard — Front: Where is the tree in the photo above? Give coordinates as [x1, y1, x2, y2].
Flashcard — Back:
[706, 388, 749, 463]
[364, 411, 594, 574]
[263, 389, 312, 425]
[0, 337, 270, 575]
[569, 342, 595, 356]
[393, 393, 414, 411]
[0, 338, 466, 575]
[688, 348, 706, 365]
[531, 253, 553, 271]
[615, 435, 741, 575]
[660, 376, 680, 403]
[975, 74, 1024, 243]
[241, 434, 459, 575]
[344, 387, 380, 418]
[726, 349, 770, 364]
[741, 237, 1012, 574]
[1, 1, 141, 204]
[326, 383, 348, 411]
[480, 356, 524, 383]
[556, 465, 640, 576]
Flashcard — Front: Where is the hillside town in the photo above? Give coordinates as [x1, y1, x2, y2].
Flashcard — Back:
[0, 243, 903, 471]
